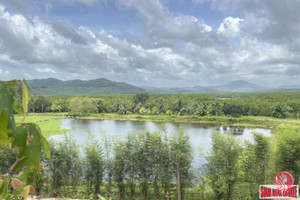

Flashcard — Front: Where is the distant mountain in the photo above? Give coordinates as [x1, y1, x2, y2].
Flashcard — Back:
[143, 80, 261, 93]
[279, 84, 300, 89]
[192, 85, 219, 92]
[27, 78, 146, 95]
[209, 80, 262, 92]
[26, 78, 292, 95]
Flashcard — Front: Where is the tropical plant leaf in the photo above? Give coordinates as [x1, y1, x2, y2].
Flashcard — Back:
[13, 101, 24, 115]
[0, 83, 18, 137]
[0, 179, 10, 199]
[0, 110, 10, 146]
[41, 135, 51, 160]
[11, 124, 42, 173]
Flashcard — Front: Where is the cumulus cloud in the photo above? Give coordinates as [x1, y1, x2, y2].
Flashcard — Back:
[36, 67, 57, 74]
[0, 4, 197, 86]
[217, 16, 244, 38]
[118, 0, 212, 47]
[0, 0, 300, 86]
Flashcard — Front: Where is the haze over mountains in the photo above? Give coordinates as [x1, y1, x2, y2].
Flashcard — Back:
[27, 78, 300, 95]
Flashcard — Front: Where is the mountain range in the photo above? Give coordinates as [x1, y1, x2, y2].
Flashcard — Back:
[26, 78, 146, 95]
[26, 78, 300, 95]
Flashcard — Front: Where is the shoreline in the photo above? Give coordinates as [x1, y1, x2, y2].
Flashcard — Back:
[20, 113, 300, 130]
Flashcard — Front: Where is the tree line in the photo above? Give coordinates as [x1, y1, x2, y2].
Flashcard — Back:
[27, 92, 300, 118]
[1, 124, 299, 199]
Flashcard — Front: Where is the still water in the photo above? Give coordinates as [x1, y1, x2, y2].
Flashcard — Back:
[49, 119, 271, 158]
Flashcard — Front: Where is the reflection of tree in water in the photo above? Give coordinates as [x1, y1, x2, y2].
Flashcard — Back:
[231, 127, 244, 135]
[218, 126, 244, 135]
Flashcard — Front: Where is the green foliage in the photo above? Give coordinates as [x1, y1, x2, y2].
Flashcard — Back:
[133, 93, 150, 107]
[237, 133, 270, 199]
[271, 102, 293, 118]
[84, 136, 104, 199]
[208, 101, 223, 116]
[32, 96, 52, 113]
[0, 80, 50, 199]
[112, 141, 126, 199]
[223, 103, 247, 117]
[275, 124, 300, 184]
[206, 132, 241, 200]
[25, 92, 300, 119]
[170, 128, 193, 199]
[0, 145, 17, 175]
[48, 136, 81, 197]
[69, 97, 98, 114]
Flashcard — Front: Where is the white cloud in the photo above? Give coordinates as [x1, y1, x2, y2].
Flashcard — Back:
[118, 0, 212, 45]
[0, 0, 300, 86]
[0, 5, 4, 14]
[0, 68, 10, 75]
[36, 67, 57, 74]
[49, 0, 103, 6]
[217, 16, 244, 38]
[0, 6, 197, 85]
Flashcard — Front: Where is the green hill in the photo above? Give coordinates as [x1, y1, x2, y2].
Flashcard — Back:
[27, 78, 146, 95]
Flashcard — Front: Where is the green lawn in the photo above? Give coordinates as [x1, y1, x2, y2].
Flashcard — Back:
[14, 114, 70, 138]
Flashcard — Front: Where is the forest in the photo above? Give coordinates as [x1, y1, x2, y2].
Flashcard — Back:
[27, 92, 300, 118]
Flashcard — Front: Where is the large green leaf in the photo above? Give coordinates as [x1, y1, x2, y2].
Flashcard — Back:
[11, 124, 43, 173]
[13, 101, 24, 115]
[0, 83, 18, 138]
[0, 178, 10, 199]
[41, 135, 51, 159]
[0, 109, 10, 146]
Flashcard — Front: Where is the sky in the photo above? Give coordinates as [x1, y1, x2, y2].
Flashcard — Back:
[0, 0, 300, 87]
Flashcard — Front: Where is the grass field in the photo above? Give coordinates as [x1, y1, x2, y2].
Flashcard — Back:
[14, 114, 70, 138]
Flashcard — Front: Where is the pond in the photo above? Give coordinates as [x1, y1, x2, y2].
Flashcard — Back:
[49, 119, 271, 162]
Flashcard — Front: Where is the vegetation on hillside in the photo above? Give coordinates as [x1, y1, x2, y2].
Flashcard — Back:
[27, 92, 300, 119]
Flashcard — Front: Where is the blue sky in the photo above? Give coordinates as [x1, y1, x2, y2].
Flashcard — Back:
[0, 0, 299, 87]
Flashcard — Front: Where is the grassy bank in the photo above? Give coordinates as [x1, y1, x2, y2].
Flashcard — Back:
[76, 113, 300, 129]
[18, 112, 300, 129]
[14, 115, 70, 138]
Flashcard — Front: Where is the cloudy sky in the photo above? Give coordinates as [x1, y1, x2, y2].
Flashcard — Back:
[0, 0, 299, 87]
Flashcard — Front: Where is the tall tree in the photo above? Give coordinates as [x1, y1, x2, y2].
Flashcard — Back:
[133, 93, 150, 107]
[206, 132, 241, 200]
[170, 128, 193, 200]
[84, 136, 104, 199]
